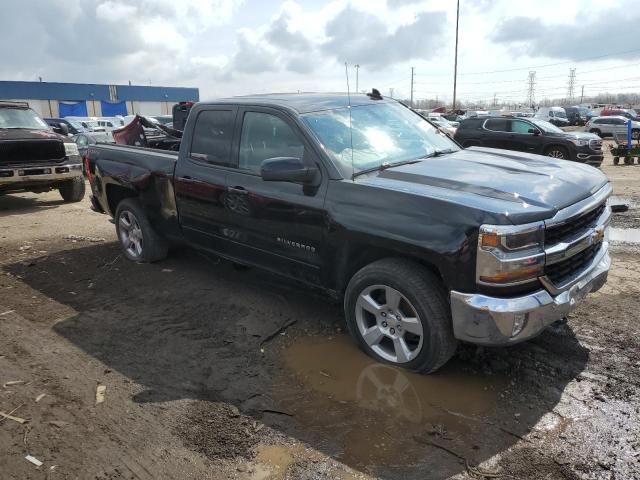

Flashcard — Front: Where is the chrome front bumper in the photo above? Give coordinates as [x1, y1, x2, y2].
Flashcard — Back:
[450, 244, 610, 345]
[0, 162, 83, 186]
[451, 185, 612, 346]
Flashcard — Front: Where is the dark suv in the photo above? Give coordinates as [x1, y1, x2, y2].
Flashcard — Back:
[454, 116, 603, 167]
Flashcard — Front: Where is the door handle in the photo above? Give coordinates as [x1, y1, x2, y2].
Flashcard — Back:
[228, 186, 249, 195]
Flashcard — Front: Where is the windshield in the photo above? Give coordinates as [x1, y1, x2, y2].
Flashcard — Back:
[303, 102, 458, 176]
[554, 110, 567, 118]
[0, 108, 49, 129]
[530, 118, 564, 133]
[82, 121, 100, 128]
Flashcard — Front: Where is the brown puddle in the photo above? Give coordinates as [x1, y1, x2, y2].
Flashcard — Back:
[272, 336, 506, 476]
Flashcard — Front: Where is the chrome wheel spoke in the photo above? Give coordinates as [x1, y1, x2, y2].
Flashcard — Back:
[362, 326, 384, 347]
[400, 316, 422, 336]
[392, 336, 412, 363]
[385, 287, 402, 309]
[358, 294, 382, 315]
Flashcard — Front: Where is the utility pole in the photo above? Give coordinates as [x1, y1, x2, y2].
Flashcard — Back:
[355, 64, 360, 92]
[527, 71, 536, 109]
[567, 68, 576, 101]
[389, 88, 394, 99]
[410, 67, 415, 107]
[452, 0, 460, 111]
[493, 93, 497, 107]
[580, 85, 585, 104]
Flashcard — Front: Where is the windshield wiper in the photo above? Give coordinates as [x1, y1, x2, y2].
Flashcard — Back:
[352, 159, 423, 179]
[423, 149, 457, 157]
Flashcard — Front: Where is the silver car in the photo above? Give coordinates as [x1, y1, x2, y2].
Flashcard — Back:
[586, 115, 640, 139]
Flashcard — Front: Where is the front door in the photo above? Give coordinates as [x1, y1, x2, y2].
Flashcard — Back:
[222, 108, 329, 285]
[174, 106, 238, 249]
[508, 119, 541, 154]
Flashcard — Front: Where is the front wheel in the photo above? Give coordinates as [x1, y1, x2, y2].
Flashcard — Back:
[546, 146, 568, 159]
[59, 177, 85, 203]
[115, 198, 168, 262]
[344, 258, 457, 373]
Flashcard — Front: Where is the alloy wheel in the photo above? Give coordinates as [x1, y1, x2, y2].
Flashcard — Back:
[548, 150, 565, 159]
[355, 285, 424, 364]
[118, 210, 144, 259]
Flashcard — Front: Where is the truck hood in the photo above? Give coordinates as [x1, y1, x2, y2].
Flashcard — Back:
[0, 128, 64, 141]
[360, 147, 608, 222]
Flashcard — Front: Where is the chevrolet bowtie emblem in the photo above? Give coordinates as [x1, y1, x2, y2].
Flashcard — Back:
[592, 227, 605, 244]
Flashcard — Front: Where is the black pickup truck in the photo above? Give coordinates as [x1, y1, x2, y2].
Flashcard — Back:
[1, 102, 85, 202]
[86, 93, 611, 373]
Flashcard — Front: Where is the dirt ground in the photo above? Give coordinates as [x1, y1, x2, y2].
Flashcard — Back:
[1, 145, 640, 480]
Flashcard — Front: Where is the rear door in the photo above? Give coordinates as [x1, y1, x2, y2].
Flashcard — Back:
[482, 118, 512, 149]
[174, 106, 238, 249]
[222, 107, 329, 284]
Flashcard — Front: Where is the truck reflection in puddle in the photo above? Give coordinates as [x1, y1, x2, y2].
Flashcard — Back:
[273, 336, 506, 476]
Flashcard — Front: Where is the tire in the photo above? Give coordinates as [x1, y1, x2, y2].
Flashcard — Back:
[59, 177, 86, 203]
[614, 157, 619, 165]
[632, 129, 640, 140]
[344, 258, 457, 374]
[589, 129, 602, 137]
[115, 198, 168, 262]
[545, 146, 569, 159]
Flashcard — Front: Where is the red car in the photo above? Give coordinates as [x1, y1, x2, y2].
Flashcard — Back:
[600, 108, 638, 120]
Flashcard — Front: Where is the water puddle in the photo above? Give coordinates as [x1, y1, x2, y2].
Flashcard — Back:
[272, 336, 507, 477]
[609, 228, 640, 244]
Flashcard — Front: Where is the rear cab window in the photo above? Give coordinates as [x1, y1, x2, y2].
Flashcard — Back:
[190, 109, 236, 166]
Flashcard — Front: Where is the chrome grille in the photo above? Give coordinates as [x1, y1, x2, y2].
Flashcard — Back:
[589, 139, 602, 151]
[545, 202, 606, 246]
[545, 242, 602, 285]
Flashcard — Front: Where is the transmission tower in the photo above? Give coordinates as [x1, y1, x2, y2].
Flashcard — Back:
[527, 71, 536, 108]
[567, 68, 576, 100]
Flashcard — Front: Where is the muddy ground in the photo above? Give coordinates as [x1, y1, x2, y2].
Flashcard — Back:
[1, 145, 640, 480]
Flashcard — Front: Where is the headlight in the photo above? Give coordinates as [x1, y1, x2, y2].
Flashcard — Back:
[570, 138, 589, 147]
[64, 143, 80, 156]
[477, 223, 544, 285]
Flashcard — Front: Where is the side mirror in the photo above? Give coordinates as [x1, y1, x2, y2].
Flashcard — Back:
[528, 128, 540, 135]
[53, 122, 69, 136]
[261, 157, 319, 185]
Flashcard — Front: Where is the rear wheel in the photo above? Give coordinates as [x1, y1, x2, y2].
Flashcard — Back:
[115, 198, 168, 262]
[59, 177, 85, 203]
[632, 129, 640, 140]
[344, 258, 457, 373]
[545, 146, 569, 159]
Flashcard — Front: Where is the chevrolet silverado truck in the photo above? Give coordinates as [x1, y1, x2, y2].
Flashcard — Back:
[0, 102, 85, 202]
[85, 93, 611, 373]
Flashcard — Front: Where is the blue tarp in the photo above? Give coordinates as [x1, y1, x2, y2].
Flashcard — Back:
[59, 101, 88, 117]
[101, 100, 127, 116]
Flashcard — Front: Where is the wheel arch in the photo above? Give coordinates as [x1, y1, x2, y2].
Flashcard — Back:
[106, 183, 138, 216]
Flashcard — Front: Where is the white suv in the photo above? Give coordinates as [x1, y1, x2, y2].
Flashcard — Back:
[586, 115, 640, 139]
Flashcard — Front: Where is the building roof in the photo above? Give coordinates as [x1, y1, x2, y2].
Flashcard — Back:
[0, 81, 199, 103]
[213, 92, 393, 114]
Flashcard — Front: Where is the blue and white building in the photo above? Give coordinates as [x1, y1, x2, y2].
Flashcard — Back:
[0, 80, 199, 118]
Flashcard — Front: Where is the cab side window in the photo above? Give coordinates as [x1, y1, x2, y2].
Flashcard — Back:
[484, 118, 509, 132]
[190, 110, 235, 166]
[238, 112, 304, 173]
[511, 120, 533, 134]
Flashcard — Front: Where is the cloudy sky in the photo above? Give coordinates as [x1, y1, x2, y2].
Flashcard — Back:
[2, 0, 640, 104]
